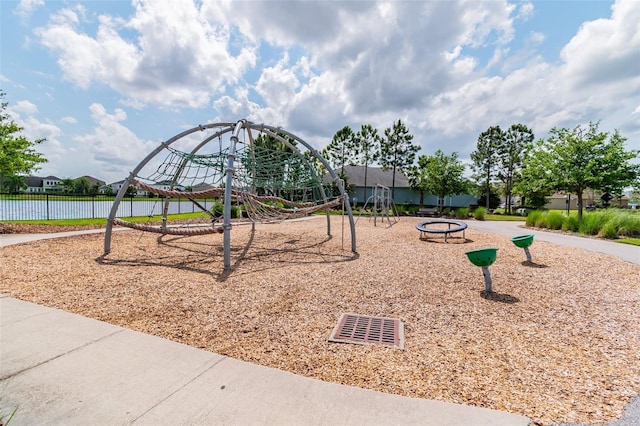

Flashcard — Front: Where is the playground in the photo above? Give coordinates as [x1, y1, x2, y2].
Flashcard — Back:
[1, 216, 639, 425]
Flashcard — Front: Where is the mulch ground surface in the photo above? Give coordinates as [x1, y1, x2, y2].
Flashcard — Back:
[1, 216, 639, 425]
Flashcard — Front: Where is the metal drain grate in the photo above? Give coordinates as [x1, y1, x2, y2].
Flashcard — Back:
[328, 313, 404, 349]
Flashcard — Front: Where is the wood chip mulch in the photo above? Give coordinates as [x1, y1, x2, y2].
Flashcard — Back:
[1, 216, 639, 425]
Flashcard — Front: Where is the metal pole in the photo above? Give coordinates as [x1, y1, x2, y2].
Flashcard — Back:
[223, 120, 245, 270]
[482, 266, 493, 293]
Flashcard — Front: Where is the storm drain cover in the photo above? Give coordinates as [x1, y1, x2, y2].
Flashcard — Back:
[328, 313, 404, 349]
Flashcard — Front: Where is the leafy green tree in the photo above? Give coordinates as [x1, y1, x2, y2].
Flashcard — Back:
[406, 164, 425, 206]
[498, 124, 534, 214]
[471, 126, 504, 210]
[321, 126, 356, 175]
[60, 178, 75, 193]
[514, 141, 555, 209]
[125, 185, 138, 196]
[379, 119, 419, 198]
[89, 182, 101, 196]
[522, 122, 639, 219]
[73, 177, 91, 194]
[416, 150, 468, 212]
[352, 124, 381, 202]
[0, 91, 47, 190]
[2, 174, 26, 193]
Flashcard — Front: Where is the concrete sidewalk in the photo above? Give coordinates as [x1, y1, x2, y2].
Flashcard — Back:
[0, 295, 529, 425]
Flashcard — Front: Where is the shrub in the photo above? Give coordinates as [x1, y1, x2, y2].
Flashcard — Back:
[579, 211, 611, 235]
[211, 200, 224, 216]
[562, 215, 580, 232]
[454, 207, 469, 219]
[545, 211, 565, 230]
[534, 211, 548, 228]
[607, 211, 640, 238]
[473, 206, 486, 220]
[526, 210, 542, 227]
[599, 222, 619, 239]
[231, 205, 242, 219]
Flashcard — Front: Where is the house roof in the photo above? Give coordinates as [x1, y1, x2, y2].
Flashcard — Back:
[80, 175, 106, 187]
[331, 165, 410, 188]
[25, 175, 62, 187]
[25, 176, 43, 187]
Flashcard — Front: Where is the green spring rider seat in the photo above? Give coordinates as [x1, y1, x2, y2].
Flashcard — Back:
[511, 234, 534, 263]
[465, 247, 498, 293]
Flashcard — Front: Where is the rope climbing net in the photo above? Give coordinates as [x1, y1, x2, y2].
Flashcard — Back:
[104, 120, 356, 269]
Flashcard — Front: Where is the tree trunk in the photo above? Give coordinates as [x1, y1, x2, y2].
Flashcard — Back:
[577, 189, 584, 221]
[363, 164, 369, 202]
[485, 167, 491, 210]
[391, 164, 397, 200]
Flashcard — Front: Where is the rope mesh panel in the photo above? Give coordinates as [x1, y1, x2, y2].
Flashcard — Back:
[116, 131, 341, 234]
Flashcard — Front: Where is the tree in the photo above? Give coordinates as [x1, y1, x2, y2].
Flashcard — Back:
[0, 91, 47, 190]
[498, 124, 534, 214]
[247, 132, 295, 197]
[125, 185, 138, 196]
[522, 122, 639, 219]
[352, 124, 381, 202]
[416, 150, 468, 212]
[471, 126, 504, 210]
[2, 174, 26, 193]
[321, 126, 356, 175]
[60, 178, 75, 193]
[379, 119, 419, 198]
[406, 164, 425, 206]
[73, 177, 91, 194]
[89, 182, 101, 196]
[514, 140, 555, 209]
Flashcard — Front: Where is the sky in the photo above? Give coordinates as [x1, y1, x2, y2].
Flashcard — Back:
[1, 0, 639, 185]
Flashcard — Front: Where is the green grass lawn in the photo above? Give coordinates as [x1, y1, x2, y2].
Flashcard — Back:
[616, 238, 640, 246]
[3, 212, 204, 227]
[485, 214, 526, 222]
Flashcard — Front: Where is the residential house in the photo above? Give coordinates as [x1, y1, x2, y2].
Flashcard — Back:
[24, 176, 62, 193]
[328, 165, 477, 207]
[545, 191, 629, 210]
[107, 179, 187, 196]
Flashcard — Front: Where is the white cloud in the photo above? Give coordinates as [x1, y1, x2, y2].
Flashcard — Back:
[61, 116, 77, 124]
[213, 87, 261, 121]
[21, 0, 640, 182]
[35, 0, 257, 108]
[516, 2, 535, 21]
[74, 103, 157, 178]
[14, 0, 44, 19]
[560, 0, 639, 88]
[11, 100, 39, 115]
[6, 102, 67, 176]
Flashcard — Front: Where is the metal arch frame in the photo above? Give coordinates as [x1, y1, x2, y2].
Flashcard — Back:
[103, 120, 357, 270]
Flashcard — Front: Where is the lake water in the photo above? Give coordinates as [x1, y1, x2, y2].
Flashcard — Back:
[0, 198, 210, 221]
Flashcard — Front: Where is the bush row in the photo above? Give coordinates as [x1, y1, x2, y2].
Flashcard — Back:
[526, 210, 640, 239]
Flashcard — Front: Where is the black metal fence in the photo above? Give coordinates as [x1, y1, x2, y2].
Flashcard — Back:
[0, 193, 216, 221]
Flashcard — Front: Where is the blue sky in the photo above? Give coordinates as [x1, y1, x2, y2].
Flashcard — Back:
[1, 0, 639, 184]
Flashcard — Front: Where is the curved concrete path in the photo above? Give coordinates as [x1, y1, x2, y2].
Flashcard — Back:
[1, 221, 638, 425]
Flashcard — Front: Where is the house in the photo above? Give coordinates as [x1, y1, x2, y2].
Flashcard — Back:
[107, 179, 188, 196]
[327, 165, 477, 207]
[545, 191, 629, 210]
[24, 176, 62, 193]
[80, 175, 106, 189]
